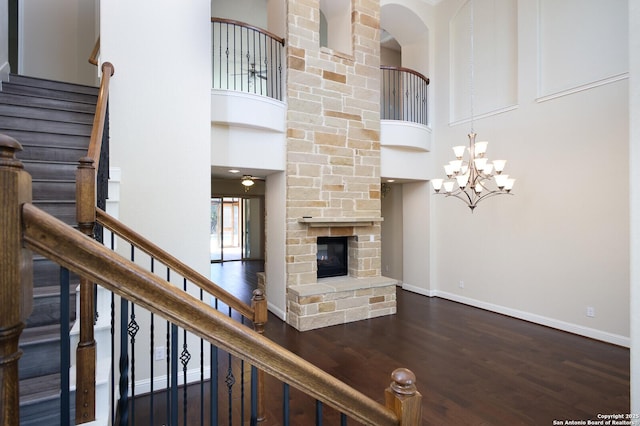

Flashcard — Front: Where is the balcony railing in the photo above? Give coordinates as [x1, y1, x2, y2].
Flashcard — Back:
[212, 18, 285, 101]
[380, 66, 430, 126]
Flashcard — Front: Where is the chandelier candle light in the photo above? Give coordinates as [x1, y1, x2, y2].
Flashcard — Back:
[431, 133, 514, 211]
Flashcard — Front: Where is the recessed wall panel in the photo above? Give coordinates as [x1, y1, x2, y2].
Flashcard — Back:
[538, 0, 628, 97]
[450, 0, 517, 123]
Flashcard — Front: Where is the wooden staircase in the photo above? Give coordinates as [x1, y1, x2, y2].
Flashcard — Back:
[0, 74, 99, 425]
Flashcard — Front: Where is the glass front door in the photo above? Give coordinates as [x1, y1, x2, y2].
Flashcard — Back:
[211, 196, 263, 262]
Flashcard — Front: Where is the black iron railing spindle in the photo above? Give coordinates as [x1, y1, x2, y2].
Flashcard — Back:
[150, 258, 155, 426]
[212, 18, 284, 100]
[380, 66, 429, 126]
[60, 267, 71, 426]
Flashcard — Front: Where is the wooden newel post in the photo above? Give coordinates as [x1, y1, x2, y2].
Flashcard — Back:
[251, 288, 268, 422]
[75, 157, 97, 423]
[0, 134, 33, 426]
[384, 368, 422, 425]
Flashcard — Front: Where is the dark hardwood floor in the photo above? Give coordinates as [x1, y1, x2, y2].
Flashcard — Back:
[135, 260, 629, 425]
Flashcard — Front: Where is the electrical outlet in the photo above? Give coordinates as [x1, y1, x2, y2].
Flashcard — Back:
[459, 280, 464, 289]
[586, 306, 595, 318]
[154, 346, 165, 361]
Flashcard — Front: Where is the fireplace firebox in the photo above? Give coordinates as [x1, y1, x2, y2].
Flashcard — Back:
[316, 236, 348, 278]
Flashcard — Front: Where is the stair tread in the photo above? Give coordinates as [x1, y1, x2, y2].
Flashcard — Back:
[33, 285, 67, 298]
[22, 158, 79, 166]
[20, 323, 61, 345]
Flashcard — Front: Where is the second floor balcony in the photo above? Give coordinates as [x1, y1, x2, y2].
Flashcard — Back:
[211, 18, 430, 128]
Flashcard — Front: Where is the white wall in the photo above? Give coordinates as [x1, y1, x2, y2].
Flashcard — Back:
[0, 0, 8, 79]
[101, 0, 212, 384]
[212, 0, 267, 28]
[401, 182, 431, 294]
[381, 183, 403, 281]
[629, 0, 640, 412]
[430, 0, 629, 345]
[265, 171, 286, 319]
[20, 0, 98, 85]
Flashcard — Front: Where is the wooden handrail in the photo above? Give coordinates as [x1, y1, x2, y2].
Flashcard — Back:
[86, 62, 114, 167]
[380, 65, 430, 85]
[95, 207, 254, 320]
[21, 202, 403, 426]
[211, 17, 285, 45]
[88, 38, 100, 66]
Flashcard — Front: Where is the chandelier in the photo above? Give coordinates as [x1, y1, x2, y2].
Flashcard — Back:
[431, 0, 514, 212]
[431, 133, 514, 211]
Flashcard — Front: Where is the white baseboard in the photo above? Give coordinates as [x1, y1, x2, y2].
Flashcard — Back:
[0, 61, 9, 82]
[268, 301, 286, 321]
[432, 290, 629, 347]
[401, 282, 437, 297]
[130, 366, 212, 396]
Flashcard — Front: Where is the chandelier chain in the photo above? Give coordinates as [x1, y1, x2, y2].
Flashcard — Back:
[469, 0, 475, 132]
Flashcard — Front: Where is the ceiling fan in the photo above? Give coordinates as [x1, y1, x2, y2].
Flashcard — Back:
[232, 63, 267, 80]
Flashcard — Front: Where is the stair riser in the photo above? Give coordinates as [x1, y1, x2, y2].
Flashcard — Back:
[19, 339, 61, 380]
[0, 115, 92, 137]
[9, 73, 99, 96]
[27, 294, 77, 327]
[0, 129, 90, 150]
[34, 258, 80, 288]
[23, 161, 78, 181]
[20, 394, 75, 426]
[32, 202, 77, 227]
[0, 92, 97, 114]
[0, 104, 94, 125]
[17, 145, 87, 163]
[32, 180, 75, 200]
[3, 83, 98, 104]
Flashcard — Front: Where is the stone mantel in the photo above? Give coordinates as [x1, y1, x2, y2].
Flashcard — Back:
[298, 217, 384, 227]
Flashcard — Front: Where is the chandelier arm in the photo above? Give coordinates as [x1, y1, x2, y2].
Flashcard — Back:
[472, 190, 514, 206]
[441, 192, 475, 208]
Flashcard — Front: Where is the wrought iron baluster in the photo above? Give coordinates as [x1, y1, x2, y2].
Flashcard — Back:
[109, 232, 116, 423]
[128, 303, 139, 423]
[283, 383, 290, 426]
[211, 297, 219, 426]
[250, 365, 258, 426]
[128, 247, 139, 423]
[316, 400, 323, 426]
[149, 258, 155, 425]
[60, 267, 70, 426]
[166, 268, 171, 424]
[211, 343, 219, 426]
[171, 322, 179, 426]
[240, 316, 246, 424]
[226, 305, 235, 425]
[118, 298, 129, 426]
[200, 288, 205, 426]
[181, 279, 191, 426]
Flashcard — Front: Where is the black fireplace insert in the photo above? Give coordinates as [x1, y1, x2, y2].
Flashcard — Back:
[316, 236, 348, 278]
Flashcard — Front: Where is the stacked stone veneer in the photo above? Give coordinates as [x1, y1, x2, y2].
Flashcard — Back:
[284, 0, 397, 331]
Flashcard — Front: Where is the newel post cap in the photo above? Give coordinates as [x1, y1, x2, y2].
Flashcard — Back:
[0, 134, 23, 168]
[390, 368, 417, 396]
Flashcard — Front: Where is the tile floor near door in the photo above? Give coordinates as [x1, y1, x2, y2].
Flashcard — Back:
[209, 260, 629, 425]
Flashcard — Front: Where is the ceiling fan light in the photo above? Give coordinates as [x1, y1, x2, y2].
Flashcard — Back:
[241, 175, 255, 187]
